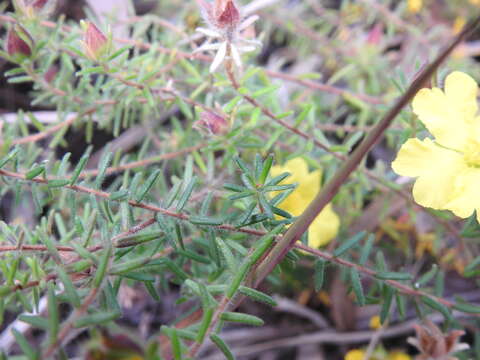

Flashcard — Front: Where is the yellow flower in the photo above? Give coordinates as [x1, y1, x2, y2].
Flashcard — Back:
[270, 158, 340, 248]
[369, 315, 382, 330]
[453, 16, 466, 35]
[407, 0, 422, 13]
[392, 72, 480, 222]
[390, 351, 411, 360]
[345, 349, 365, 360]
[345, 348, 411, 360]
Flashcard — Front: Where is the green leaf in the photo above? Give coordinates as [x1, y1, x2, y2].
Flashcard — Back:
[11, 329, 37, 360]
[57, 267, 81, 308]
[177, 249, 210, 264]
[110, 256, 150, 274]
[69, 151, 90, 185]
[265, 172, 290, 186]
[333, 231, 365, 257]
[216, 237, 237, 271]
[95, 151, 113, 189]
[107, 46, 131, 61]
[359, 234, 374, 266]
[110, 189, 129, 201]
[26, 165, 45, 180]
[176, 176, 197, 211]
[189, 215, 224, 226]
[464, 256, 480, 277]
[350, 268, 365, 306]
[421, 296, 452, 322]
[165, 181, 182, 208]
[144, 281, 160, 301]
[94, 245, 112, 287]
[47, 179, 70, 188]
[375, 272, 412, 281]
[239, 286, 277, 306]
[220, 312, 264, 326]
[453, 299, 480, 314]
[224, 183, 245, 192]
[135, 169, 161, 202]
[171, 328, 182, 360]
[314, 259, 326, 292]
[226, 262, 250, 299]
[294, 104, 313, 127]
[0, 147, 19, 168]
[417, 264, 438, 286]
[196, 307, 214, 343]
[210, 334, 235, 360]
[74, 311, 120, 327]
[396, 293, 406, 320]
[47, 282, 59, 344]
[223, 95, 242, 112]
[251, 84, 280, 98]
[18, 315, 49, 330]
[380, 286, 394, 324]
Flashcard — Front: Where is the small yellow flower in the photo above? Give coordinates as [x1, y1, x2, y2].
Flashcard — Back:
[369, 315, 382, 330]
[270, 158, 340, 248]
[407, 0, 422, 13]
[453, 16, 467, 35]
[392, 72, 480, 222]
[470, 0, 480, 5]
[345, 349, 365, 360]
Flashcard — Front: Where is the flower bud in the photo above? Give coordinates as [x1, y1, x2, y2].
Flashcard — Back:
[44, 64, 58, 83]
[367, 23, 383, 46]
[194, 111, 230, 135]
[13, 0, 54, 19]
[6, 25, 33, 61]
[81, 20, 110, 62]
[30, 0, 49, 9]
[216, 0, 240, 29]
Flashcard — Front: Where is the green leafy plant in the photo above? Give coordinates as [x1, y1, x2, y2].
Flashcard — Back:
[1, 1, 480, 359]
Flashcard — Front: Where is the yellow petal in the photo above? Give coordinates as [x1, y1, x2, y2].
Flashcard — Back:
[444, 71, 478, 122]
[344, 349, 365, 360]
[391, 138, 461, 177]
[392, 138, 463, 210]
[411, 79, 474, 150]
[391, 352, 411, 360]
[296, 169, 321, 199]
[277, 192, 308, 217]
[270, 157, 310, 185]
[444, 167, 480, 220]
[307, 203, 340, 247]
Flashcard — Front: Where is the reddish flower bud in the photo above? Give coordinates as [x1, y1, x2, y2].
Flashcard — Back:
[44, 64, 58, 83]
[14, 0, 53, 18]
[367, 23, 383, 45]
[30, 0, 49, 9]
[6, 25, 33, 60]
[81, 20, 110, 61]
[217, 0, 240, 29]
[194, 111, 229, 135]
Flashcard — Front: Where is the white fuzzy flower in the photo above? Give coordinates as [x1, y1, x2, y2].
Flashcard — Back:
[194, 0, 261, 72]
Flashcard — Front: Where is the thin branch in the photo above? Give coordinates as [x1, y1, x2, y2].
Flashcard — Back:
[77, 144, 206, 179]
[264, 69, 384, 105]
[1, 108, 96, 146]
[0, 168, 266, 238]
